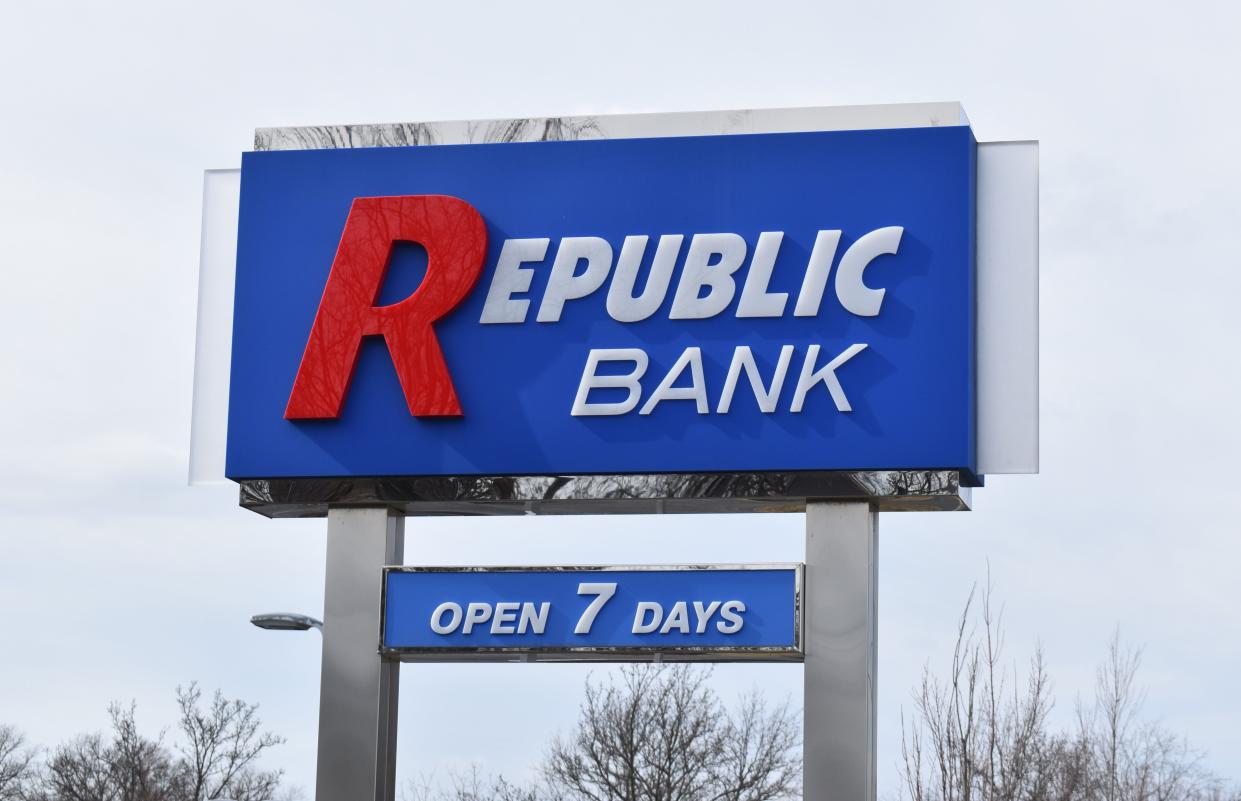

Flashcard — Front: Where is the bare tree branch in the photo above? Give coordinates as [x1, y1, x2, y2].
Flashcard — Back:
[542, 664, 799, 801]
[899, 581, 1236, 801]
[0, 725, 34, 801]
[15, 684, 293, 801]
[174, 682, 286, 801]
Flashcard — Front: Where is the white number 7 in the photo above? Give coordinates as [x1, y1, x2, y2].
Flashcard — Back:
[574, 582, 617, 634]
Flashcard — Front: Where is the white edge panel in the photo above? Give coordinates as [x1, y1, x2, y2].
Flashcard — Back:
[976, 142, 1040, 474]
[188, 168, 240, 485]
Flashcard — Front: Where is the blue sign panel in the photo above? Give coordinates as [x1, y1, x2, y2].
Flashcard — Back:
[228, 126, 976, 479]
[381, 566, 802, 660]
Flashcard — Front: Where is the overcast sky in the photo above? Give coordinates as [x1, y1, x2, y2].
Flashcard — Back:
[2, 0, 1239, 797]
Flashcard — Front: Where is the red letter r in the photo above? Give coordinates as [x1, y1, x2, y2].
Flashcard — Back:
[284, 195, 488, 419]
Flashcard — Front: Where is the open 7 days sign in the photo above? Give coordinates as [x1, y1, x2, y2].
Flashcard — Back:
[380, 566, 802, 661]
[226, 126, 976, 480]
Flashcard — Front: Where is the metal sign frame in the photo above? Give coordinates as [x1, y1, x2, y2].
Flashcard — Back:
[192, 102, 1039, 801]
[378, 563, 805, 663]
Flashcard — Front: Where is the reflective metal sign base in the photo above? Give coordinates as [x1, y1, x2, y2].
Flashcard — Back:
[317, 508, 403, 801]
[238, 469, 971, 518]
[805, 501, 877, 801]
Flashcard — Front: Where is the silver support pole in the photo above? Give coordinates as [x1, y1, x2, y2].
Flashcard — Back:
[315, 508, 404, 801]
[804, 501, 878, 801]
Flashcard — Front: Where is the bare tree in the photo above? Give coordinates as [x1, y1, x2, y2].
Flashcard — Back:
[900, 578, 1238, 801]
[35, 704, 178, 801]
[19, 685, 292, 801]
[403, 766, 541, 801]
[0, 725, 34, 801]
[900, 578, 1064, 801]
[543, 664, 800, 801]
[712, 691, 801, 801]
[1075, 631, 1218, 801]
[403, 665, 799, 801]
[174, 683, 285, 801]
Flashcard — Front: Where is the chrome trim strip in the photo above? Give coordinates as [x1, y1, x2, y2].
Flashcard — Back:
[239, 470, 970, 518]
[254, 102, 968, 152]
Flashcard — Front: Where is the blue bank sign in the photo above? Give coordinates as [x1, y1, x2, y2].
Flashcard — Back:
[381, 566, 802, 660]
[228, 126, 976, 480]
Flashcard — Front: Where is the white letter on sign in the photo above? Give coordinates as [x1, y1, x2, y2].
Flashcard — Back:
[518, 602, 550, 635]
[430, 602, 462, 634]
[736, 231, 788, 318]
[835, 226, 903, 317]
[794, 230, 842, 317]
[639, 347, 708, 415]
[491, 601, 520, 634]
[480, 238, 549, 324]
[538, 237, 614, 322]
[572, 349, 649, 416]
[632, 602, 663, 634]
[607, 235, 682, 323]
[670, 233, 746, 319]
[717, 345, 795, 414]
[574, 582, 617, 634]
[791, 344, 868, 412]
[717, 600, 746, 634]
[693, 600, 722, 633]
[462, 602, 492, 634]
[660, 601, 691, 634]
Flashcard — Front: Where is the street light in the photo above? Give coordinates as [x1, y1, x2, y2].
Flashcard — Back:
[250, 612, 323, 632]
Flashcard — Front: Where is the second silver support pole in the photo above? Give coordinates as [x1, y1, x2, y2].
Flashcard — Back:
[316, 507, 404, 801]
[804, 501, 878, 801]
